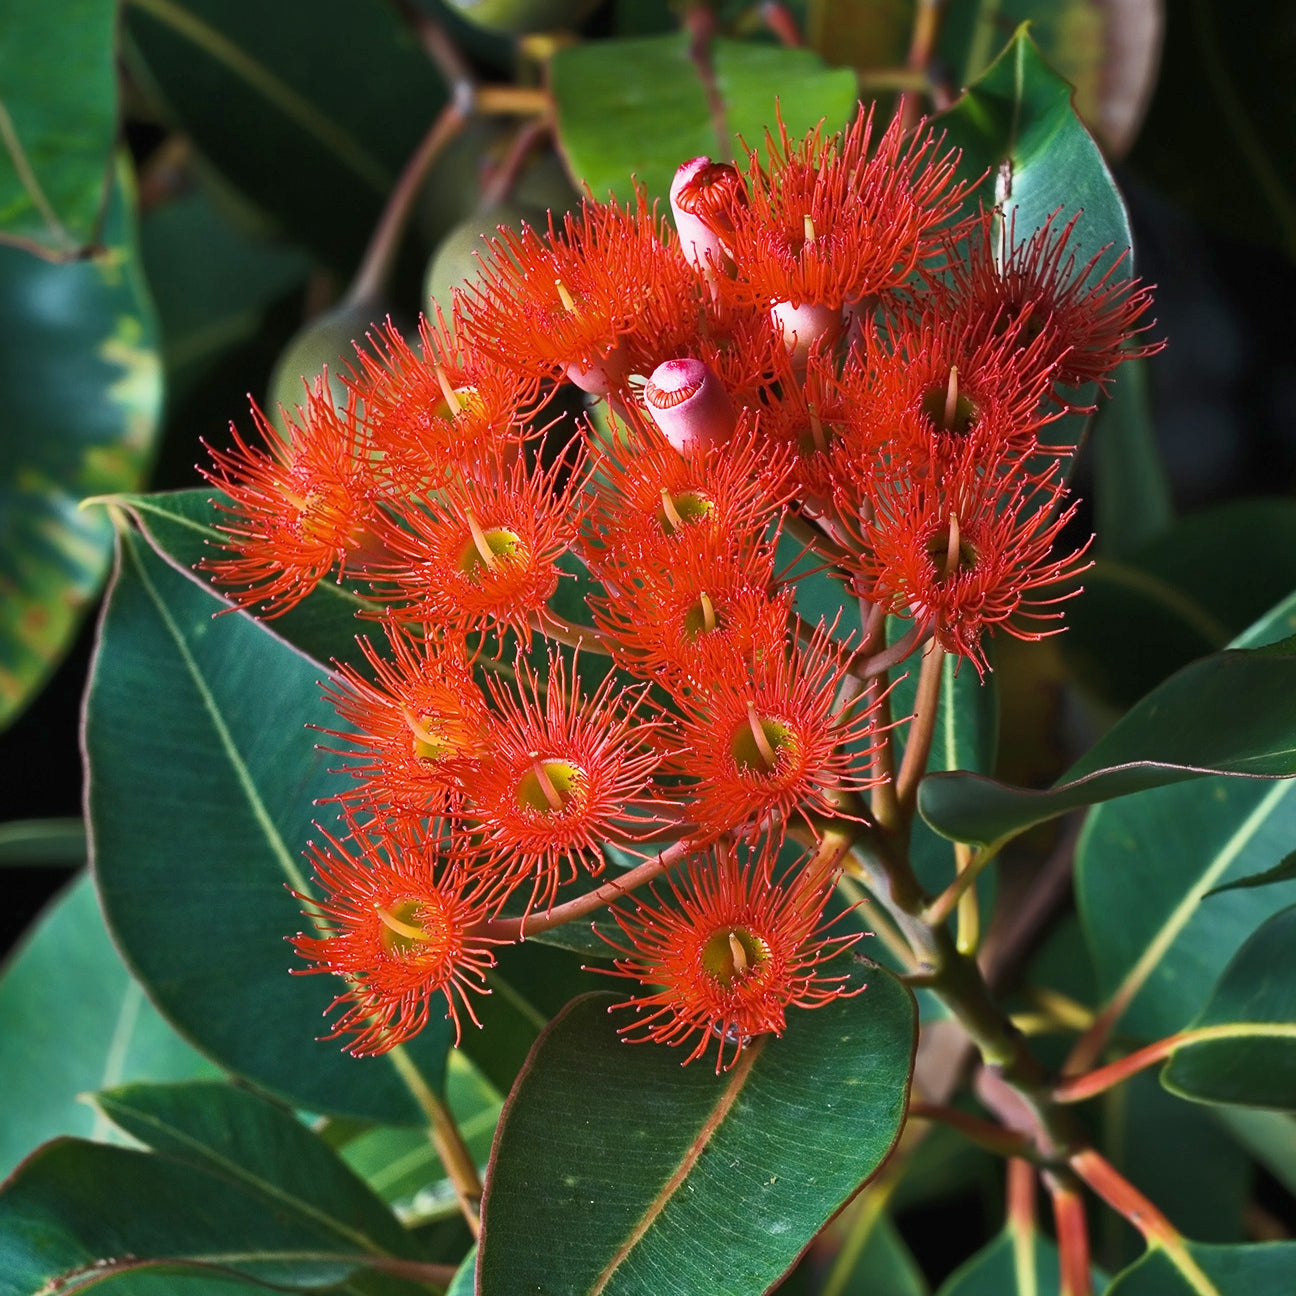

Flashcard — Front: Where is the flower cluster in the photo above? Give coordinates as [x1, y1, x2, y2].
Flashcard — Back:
[202, 108, 1156, 1068]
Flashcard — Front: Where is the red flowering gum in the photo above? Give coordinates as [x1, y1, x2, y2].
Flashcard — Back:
[321, 625, 489, 821]
[291, 819, 509, 1055]
[853, 452, 1089, 671]
[367, 447, 581, 643]
[714, 109, 967, 320]
[598, 842, 863, 1070]
[670, 622, 883, 837]
[588, 526, 787, 691]
[943, 208, 1161, 395]
[464, 654, 667, 908]
[455, 192, 700, 395]
[828, 309, 1064, 519]
[201, 385, 380, 615]
[348, 314, 540, 478]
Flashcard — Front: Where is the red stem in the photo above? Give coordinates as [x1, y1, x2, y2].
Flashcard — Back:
[478, 840, 694, 942]
[1054, 1034, 1187, 1104]
[1047, 1174, 1093, 1296]
[1069, 1149, 1181, 1249]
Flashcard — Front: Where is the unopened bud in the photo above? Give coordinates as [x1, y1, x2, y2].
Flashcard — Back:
[670, 157, 745, 275]
[770, 299, 843, 367]
[565, 344, 631, 396]
[643, 358, 735, 454]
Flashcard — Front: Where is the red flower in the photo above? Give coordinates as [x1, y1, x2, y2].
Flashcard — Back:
[201, 386, 380, 615]
[291, 819, 509, 1055]
[669, 621, 883, 837]
[715, 108, 967, 314]
[349, 314, 540, 479]
[852, 449, 1090, 671]
[942, 208, 1161, 394]
[463, 653, 667, 909]
[367, 446, 581, 644]
[455, 192, 701, 394]
[320, 624, 489, 821]
[598, 841, 863, 1070]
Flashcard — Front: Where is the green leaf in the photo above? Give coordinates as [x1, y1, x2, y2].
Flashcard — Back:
[935, 1228, 1064, 1296]
[109, 487, 375, 669]
[938, 25, 1132, 272]
[447, 1245, 476, 1296]
[0, 160, 164, 729]
[1104, 1241, 1296, 1295]
[0, 873, 216, 1180]
[122, 0, 446, 268]
[1063, 499, 1296, 711]
[1215, 1108, 1296, 1198]
[0, 817, 85, 866]
[551, 34, 856, 204]
[1160, 906, 1296, 1109]
[85, 527, 451, 1121]
[1093, 357, 1173, 559]
[0, 1136, 439, 1294]
[1075, 597, 1296, 1042]
[1204, 849, 1296, 899]
[939, 0, 1163, 157]
[94, 1081, 427, 1261]
[0, 0, 118, 255]
[919, 602, 1296, 848]
[477, 965, 915, 1296]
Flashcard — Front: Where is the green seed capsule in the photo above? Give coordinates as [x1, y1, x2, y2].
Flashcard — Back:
[266, 299, 385, 427]
[441, 0, 600, 35]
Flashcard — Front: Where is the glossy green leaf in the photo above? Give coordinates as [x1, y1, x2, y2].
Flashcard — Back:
[920, 603, 1296, 848]
[110, 487, 375, 668]
[1160, 906, 1296, 1109]
[1093, 357, 1173, 559]
[935, 1228, 1063, 1296]
[0, 873, 216, 1180]
[123, 0, 446, 268]
[0, 162, 164, 729]
[551, 34, 856, 204]
[1063, 499, 1296, 711]
[85, 527, 451, 1121]
[94, 1081, 428, 1260]
[940, 0, 1163, 156]
[0, 817, 85, 865]
[447, 1246, 476, 1296]
[1215, 1108, 1296, 1198]
[938, 26, 1132, 273]
[1104, 1241, 1296, 1295]
[0, 0, 118, 255]
[1204, 849, 1296, 899]
[1076, 596, 1296, 1042]
[478, 965, 915, 1296]
[0, 1134, 439, 1294]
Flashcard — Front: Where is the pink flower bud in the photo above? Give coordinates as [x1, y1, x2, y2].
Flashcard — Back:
[643, 358, 735, 454]
[770, 299, 843, 366]
[565, 344, 630, 396]
[670, 157, 740, 277]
